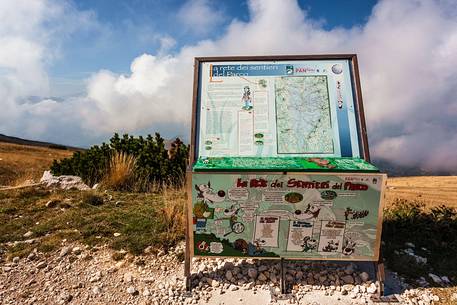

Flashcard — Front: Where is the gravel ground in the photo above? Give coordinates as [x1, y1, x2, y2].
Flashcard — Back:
[0, 242, 441, 305]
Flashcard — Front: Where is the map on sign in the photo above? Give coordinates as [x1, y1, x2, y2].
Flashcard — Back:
[275, 76, 333, 154]
[197, 60, 361, 159]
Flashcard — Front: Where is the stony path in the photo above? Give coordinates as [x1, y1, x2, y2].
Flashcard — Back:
[0, 242, 440, 305]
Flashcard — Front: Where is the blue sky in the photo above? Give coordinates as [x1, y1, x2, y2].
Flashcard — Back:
[1, 0, 457, 171]
[49, 0, 377, 96]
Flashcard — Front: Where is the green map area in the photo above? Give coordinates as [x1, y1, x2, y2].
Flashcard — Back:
[275, 76, 333, 154]
[193, 157, 379, 172]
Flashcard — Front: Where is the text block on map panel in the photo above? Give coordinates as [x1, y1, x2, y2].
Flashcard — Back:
[195, 59, 363, 159]
[191, 172, 385, 261]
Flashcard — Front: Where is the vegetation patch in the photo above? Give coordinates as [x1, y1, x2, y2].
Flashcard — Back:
[0, 186, 186, 258]
[382, 199, 457, 285]
[50, 133, 188, 190]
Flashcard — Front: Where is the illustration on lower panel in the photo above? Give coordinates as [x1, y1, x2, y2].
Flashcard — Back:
[192, 173, 385, 260]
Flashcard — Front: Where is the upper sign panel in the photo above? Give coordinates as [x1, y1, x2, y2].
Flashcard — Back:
[194, 57, 366, 160]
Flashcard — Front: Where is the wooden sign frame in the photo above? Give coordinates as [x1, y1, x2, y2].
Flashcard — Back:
[189, 54, 371, 164]
[185, 54, 386, 296]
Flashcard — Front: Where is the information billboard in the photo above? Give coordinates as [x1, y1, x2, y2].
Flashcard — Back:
[192, 56, 369, 162]
[191, 172, 385, 261]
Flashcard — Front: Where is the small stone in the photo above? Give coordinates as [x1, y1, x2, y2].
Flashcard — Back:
[451, 293, 457, 301]
[229, 284, 239, 291]
[247, 268, 258, 279]
[58, 291, 73, 304]
[359, 272, 369, 282]
[46, 200, 59, 208]
[225, 270, 233, 281]
[12, 257, 19, 263]
[27, 252, 37, 261]
[258, 273, 267, 281]
[428, 273, 442, 284]
[92, 286, 101, 294]
[113, 232, 121, 237]
[59, 246, 71, 257]
[23, 231, 33, 238]
[367, 283, 377, 294]
[405, 242, 415, 248]
[341, 275, 354, 284]
[3, 267, 12, 272]
[124, 272, 133, 283]
[36, 261, 47, 269]
[89, 271, 101, 282]
[72, 247, 82, 255]
[143, 288, 151, 296]
[127, 286, 138, 295]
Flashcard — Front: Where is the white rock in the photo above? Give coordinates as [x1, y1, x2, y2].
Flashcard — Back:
[367, 283, 377, 294]
[124, 273, 133, 283]
[36, 261, 47, 269]
[113, 233, 121, 237]
[23, 231, 33, 238]
[59, 246, 71, 257]
[359, 272, 369, 282]
[428, 273, 442, 284]
[72, 247, 82, 255]
[40, 170, 90, 190]
[229, 284, 239, 291]
[12, 257, 19, 263]
[143, 288, 151, 296]
[127, 286, 137, 295]
[451, 292, 457, 301]
[92, 286, 101, 294]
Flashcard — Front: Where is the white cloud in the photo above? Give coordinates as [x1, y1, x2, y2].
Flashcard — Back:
[177, 0, 225, 35]
[1, 0, 457, 172]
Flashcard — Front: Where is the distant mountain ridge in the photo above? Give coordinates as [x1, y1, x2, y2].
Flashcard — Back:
[371, 158, 456, 177]
[1, 134, 453, 176]
[0, 134, 82, 151]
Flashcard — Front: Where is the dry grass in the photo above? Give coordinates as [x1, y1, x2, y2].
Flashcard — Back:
[0, 185, 187, 257]
[101, 152, 137, 191]
[161, 186, 186, 243]
[0, 142, 73, 186]
[386, 176, 457, 208]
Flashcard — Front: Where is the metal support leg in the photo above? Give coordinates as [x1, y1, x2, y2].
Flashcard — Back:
[280, 258, 286, 294]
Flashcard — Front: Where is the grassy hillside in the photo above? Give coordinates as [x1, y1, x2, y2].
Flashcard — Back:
[386, 176, 457, 208]
[0, 142, 74, 186]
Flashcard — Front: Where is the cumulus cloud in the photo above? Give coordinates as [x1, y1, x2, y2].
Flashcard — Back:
[177, 0, 225, 35]
[0, 0, 101, 143]
[1, 0, 457, 171]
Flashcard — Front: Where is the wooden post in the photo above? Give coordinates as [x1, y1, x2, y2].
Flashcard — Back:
[184, 172, 192, 291]
[280, 258, 286, 294]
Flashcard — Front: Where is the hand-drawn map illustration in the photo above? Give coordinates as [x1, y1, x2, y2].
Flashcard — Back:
[192, 173, 385, 260]
[275, 76, 333, 154]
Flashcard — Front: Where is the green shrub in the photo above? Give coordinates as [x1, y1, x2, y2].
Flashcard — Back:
[382, 199, 457, 281]
[50, 133, 189, 189]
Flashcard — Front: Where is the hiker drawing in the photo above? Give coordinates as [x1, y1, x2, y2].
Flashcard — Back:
[241, 86, 253, 110]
